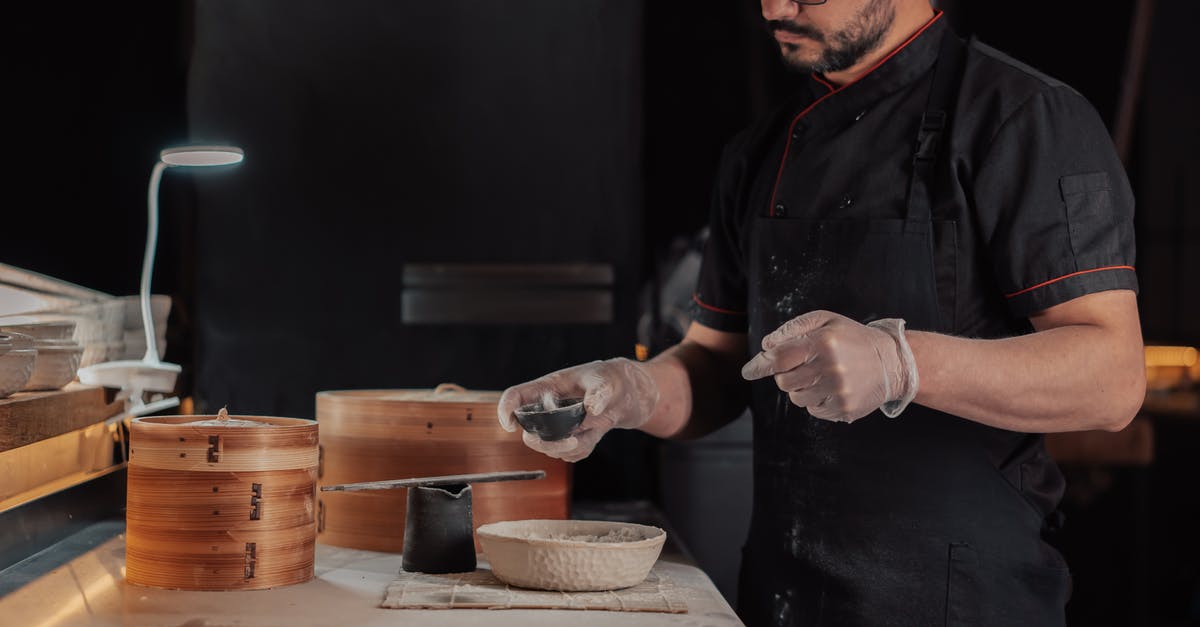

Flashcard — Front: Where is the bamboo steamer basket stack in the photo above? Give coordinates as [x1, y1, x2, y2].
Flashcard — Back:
[316, 384, 570, 552]
[126, 415, 319, 590]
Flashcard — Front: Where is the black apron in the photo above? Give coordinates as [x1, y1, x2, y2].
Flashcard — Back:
[736, 32, 1072, 627]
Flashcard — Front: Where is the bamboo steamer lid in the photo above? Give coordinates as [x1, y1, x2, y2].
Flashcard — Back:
[316, 383, 570, 552]
[126, 415, 318, 590]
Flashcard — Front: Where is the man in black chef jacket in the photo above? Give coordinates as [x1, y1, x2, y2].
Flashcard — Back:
[497, 1, 1145, 625]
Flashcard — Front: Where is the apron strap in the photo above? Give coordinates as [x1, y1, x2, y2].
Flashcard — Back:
[905, 29, 969, 223]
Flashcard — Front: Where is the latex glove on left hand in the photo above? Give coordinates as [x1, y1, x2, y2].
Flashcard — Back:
[741, 310, 919, 423]
[497, 358, 660, 462]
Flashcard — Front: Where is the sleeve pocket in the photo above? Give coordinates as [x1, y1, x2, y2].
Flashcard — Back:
[1059, 172, 1118, 259]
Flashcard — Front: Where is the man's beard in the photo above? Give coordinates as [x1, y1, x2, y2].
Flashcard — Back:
[767, 0, 895, 74]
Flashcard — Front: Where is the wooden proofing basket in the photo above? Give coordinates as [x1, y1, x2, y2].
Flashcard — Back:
[316, 384, 570, 552]
[126, 415, 319, 590]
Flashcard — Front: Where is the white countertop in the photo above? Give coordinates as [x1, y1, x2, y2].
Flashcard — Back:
[0, 526, 743, 627]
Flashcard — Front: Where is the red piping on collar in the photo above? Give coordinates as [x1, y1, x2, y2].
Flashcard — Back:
[1004, 266, 1136, 298]
[811, 73, 836, 92]
[767, 10, 945, 217]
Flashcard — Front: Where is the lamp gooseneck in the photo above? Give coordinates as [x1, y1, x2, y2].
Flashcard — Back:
[141, 161, 168, 364]
[141, 146, 242, 363]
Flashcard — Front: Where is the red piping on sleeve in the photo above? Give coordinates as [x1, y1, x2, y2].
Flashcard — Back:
[768, 11, 945, 217]
[692, 294, 747, 315]
[1004, 266, 1136, 298]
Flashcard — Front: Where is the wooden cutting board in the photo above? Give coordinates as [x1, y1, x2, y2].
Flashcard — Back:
[0, 384, 122, 452]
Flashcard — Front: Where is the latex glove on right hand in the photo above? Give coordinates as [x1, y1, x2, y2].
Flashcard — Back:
[497, 358, 659, 463]
[741, 310, 919, 423]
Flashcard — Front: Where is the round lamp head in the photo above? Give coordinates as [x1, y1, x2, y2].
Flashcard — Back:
[160, 145, 244, 167]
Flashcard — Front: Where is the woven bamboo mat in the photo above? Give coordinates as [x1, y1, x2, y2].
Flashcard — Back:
[381, 567, 687, 613]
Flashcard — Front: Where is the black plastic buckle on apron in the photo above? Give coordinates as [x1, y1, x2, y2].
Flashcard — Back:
[914, 111, 947, 163]
[906, 110, 947, 221]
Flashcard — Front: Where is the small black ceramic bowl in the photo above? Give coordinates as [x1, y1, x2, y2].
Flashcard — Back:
[514, 398, 586, 441]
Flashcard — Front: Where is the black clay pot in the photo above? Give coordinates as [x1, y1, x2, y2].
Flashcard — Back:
[514, 397, 586, 441]
[401, 484, 476, 573]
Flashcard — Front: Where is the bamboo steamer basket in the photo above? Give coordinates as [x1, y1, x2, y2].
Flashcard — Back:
[316, 384, 570, 552]
[126, 415, 319, 590]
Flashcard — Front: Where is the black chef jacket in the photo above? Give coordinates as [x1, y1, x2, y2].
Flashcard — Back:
[688, 12, 1137, 626]
[692, 19, 1136, 337]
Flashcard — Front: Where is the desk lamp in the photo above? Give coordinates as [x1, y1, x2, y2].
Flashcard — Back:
[79, 145, 244, 415]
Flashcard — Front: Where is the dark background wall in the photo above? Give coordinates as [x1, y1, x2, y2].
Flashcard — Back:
[3, 2, 191, 296]
[185, 1, 645, 415]
[3, 1, 1197, 624]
